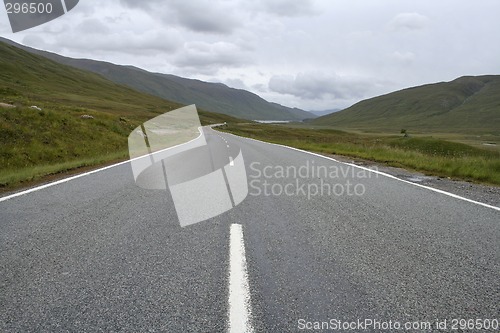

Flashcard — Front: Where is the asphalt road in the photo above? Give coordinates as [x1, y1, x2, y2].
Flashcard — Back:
[1, 127, 499, 332]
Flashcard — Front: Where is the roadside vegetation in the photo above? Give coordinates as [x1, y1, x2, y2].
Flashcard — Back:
[0, 100, 241, 191]
[0, 42, 243, 191]
[221, 123, 500, 186]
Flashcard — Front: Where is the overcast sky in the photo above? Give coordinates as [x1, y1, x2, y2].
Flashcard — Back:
[1, 0, 499, 110]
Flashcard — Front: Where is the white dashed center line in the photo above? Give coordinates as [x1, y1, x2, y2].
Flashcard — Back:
[228, 224, 254, 333]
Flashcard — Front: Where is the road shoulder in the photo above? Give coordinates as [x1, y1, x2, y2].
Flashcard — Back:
[323, 153, 500, 208]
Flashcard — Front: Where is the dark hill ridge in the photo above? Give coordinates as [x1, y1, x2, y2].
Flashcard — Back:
[312, 75, 500, 134]
[0, 37, 314, 121]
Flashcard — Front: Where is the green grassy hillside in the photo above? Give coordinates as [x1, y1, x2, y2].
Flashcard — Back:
[0, 40, 242, 190]
[312, 76, 500, 134]
[0, 38, 315, 121]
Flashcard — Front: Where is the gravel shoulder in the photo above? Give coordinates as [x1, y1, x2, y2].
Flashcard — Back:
[323, 153, 500, 208]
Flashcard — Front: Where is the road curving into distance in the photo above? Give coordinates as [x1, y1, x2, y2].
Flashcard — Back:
[1, 127, 498, 332]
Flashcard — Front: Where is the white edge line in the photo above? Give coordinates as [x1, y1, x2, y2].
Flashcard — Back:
[0, 127, 205, 203]
[229, 224, 254, 333]
[214, 128, 500, 212]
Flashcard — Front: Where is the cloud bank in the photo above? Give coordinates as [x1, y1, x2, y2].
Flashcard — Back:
[1, 0, 499, 110]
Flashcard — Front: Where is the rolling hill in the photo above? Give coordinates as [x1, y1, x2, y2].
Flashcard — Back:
[0, 37, 314, 121]
[0, 38, 243, 189]
[312, 76, 500, 134]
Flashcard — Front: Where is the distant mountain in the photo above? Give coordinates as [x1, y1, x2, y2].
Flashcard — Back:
[267, 102, 316, 121]
[0, 38, 314, 121]
[309, 109, 341, 117]
[312, 76, 500, 133]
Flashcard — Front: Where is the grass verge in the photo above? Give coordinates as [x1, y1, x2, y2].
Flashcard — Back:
[0, 104, 246, 193]
[0, 151, 128, 189]
[221, 123, 500, 186]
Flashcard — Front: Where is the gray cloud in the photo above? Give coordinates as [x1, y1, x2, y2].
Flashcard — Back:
[252, 0, 319, 17]
[269, 73, 374, 100]
[2, 0, 499, 110]
[76, 19, 110, 35]
[171, 1, 240, 34]
[390, 51, 416, 65]
[389, 12, 429, 31]
[119, 0, 240, 34]
[23, 30, 181, 55]
[172, 41, 250, 75]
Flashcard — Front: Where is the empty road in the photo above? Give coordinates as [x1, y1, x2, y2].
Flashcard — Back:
[1, 127, 499, 332]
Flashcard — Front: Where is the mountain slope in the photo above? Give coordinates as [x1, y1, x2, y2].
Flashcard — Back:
[0, 38, 314, 121]
[312, 76, 500, 134]
[0, 39, 241, 188]
[309, 109, 341, 117]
